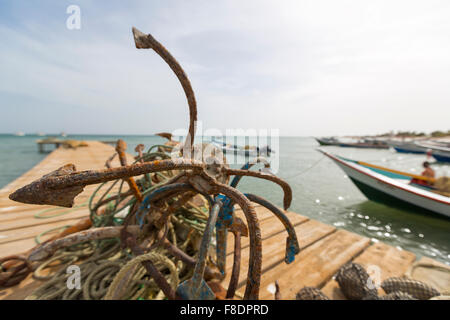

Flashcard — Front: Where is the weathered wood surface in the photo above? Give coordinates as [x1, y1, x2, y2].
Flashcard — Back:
[0, 141, 133, 257]
[237, 229, 371, 299]
[222, 219, 336, 289]
[0, 140, 445, 300]
[404, 256, 450, 293]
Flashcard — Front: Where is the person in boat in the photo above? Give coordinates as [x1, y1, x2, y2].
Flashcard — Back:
[410, 161, 435, 187]
[421, 161, 435, 179]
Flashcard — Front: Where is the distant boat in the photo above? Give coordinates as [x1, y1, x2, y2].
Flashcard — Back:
[416, 140, 450, 149]
[315, 137, 389, 149]
[60, 132, 67, 137]
[14, 132, 25, 136]
[37, 132, 45, 137]
[211, 139, 273, 157]
[411, 142, 450, 163]
[387, 141, 428, 154]
[315, 137, 339, 146]
[431, 150, 450, 163]
[320, 150, 450, 218]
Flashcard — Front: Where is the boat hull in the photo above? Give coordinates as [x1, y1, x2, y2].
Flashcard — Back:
[316, 138, 389, 149]
[315, 138, 335, 146]
[393, 146, 426, 154]
[339, 143, 389, 149]
[433, 152, 450, 163]
[322, 152, 450, 218]
[389, 141, 428, 154]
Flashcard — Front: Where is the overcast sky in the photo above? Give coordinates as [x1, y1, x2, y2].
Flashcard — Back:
[0, 0, 449, 136]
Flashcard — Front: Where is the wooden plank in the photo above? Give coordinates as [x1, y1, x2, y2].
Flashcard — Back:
[234, 205, 270, 222]
[0, 208, 89, 232]
[0, 217, 86, 245]
[239, 229, 370, 299]
[321, 241, 416, 299]
[405, 256, 450, 293]
[0, 238, 40, 257]
[222, 219, 336, 289]
[0, 183, 124, 224]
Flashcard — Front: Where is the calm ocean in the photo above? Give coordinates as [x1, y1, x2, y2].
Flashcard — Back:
[0, 134, 449, 265]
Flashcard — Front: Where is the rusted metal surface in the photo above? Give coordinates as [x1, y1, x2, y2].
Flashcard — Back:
[115, 139, 144, 202]
[275, 281, 282, 300]
[125, 235, 177, 300]
[176, 200, 222, 300]
[133, 28, 197, 155]
[161, 240, 221, 280]
[215, 195, 234, 277]
[211, 183, 262, 300]
[134, 144, 145, 162]
[225, 217, 247, 299]
[8, 159, 204, 207]
[230, 157, 271, 188]
[0, 255, 32, 288]
[5, 28, 299, 301]
[245, 193, 300, 264]
[105, 153, 117, 169]
[224, 168, 292, 210]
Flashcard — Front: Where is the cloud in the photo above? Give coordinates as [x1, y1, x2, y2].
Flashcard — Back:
[0, 0, 449, 135]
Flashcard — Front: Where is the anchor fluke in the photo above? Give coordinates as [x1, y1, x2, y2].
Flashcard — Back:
[8, 164, 84, 208]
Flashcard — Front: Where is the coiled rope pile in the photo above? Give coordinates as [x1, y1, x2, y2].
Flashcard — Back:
[9, 144, 213, 300]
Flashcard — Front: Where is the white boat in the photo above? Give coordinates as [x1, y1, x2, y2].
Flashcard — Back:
[387, 140, 429, 154]
[414, 142, 450, 163]
[414, 141, 450, 152]
[211, 139, 273, 157]
[14, 132, 25, 136]
[319, 150, 450, 218]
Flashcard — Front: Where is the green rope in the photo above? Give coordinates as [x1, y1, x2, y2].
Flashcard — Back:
[34, 202, 88, 219]
[35, 225, 71, 244]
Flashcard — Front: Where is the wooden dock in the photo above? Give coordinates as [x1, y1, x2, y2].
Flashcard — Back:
[36, 138, 117, 153]
[0, 141, 448, 300]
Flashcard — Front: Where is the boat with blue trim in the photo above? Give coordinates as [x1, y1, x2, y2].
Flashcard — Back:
[387, 141, 428, 154]
[431, 151, 450, 163]
[319, 150, 450, 218]
[415, 142, 450, 163]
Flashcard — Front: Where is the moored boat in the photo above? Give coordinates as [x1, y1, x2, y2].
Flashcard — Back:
[315, 137, 389, 149]
[432, 151, 450, 163]
[211, 139, 273, 157]
[414, 142, 450, 163]
[319, 150, 450, 218]
[315, 137, 339, 146]
[387, 141, 428, 154]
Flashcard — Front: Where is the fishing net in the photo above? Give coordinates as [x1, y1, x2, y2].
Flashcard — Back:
[381, 277, 440, 300]
[335, 263, 378, 300]
[379, 291, 417, 300]
[295, 287, 329, 300]
[433, 176, 450, 196]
